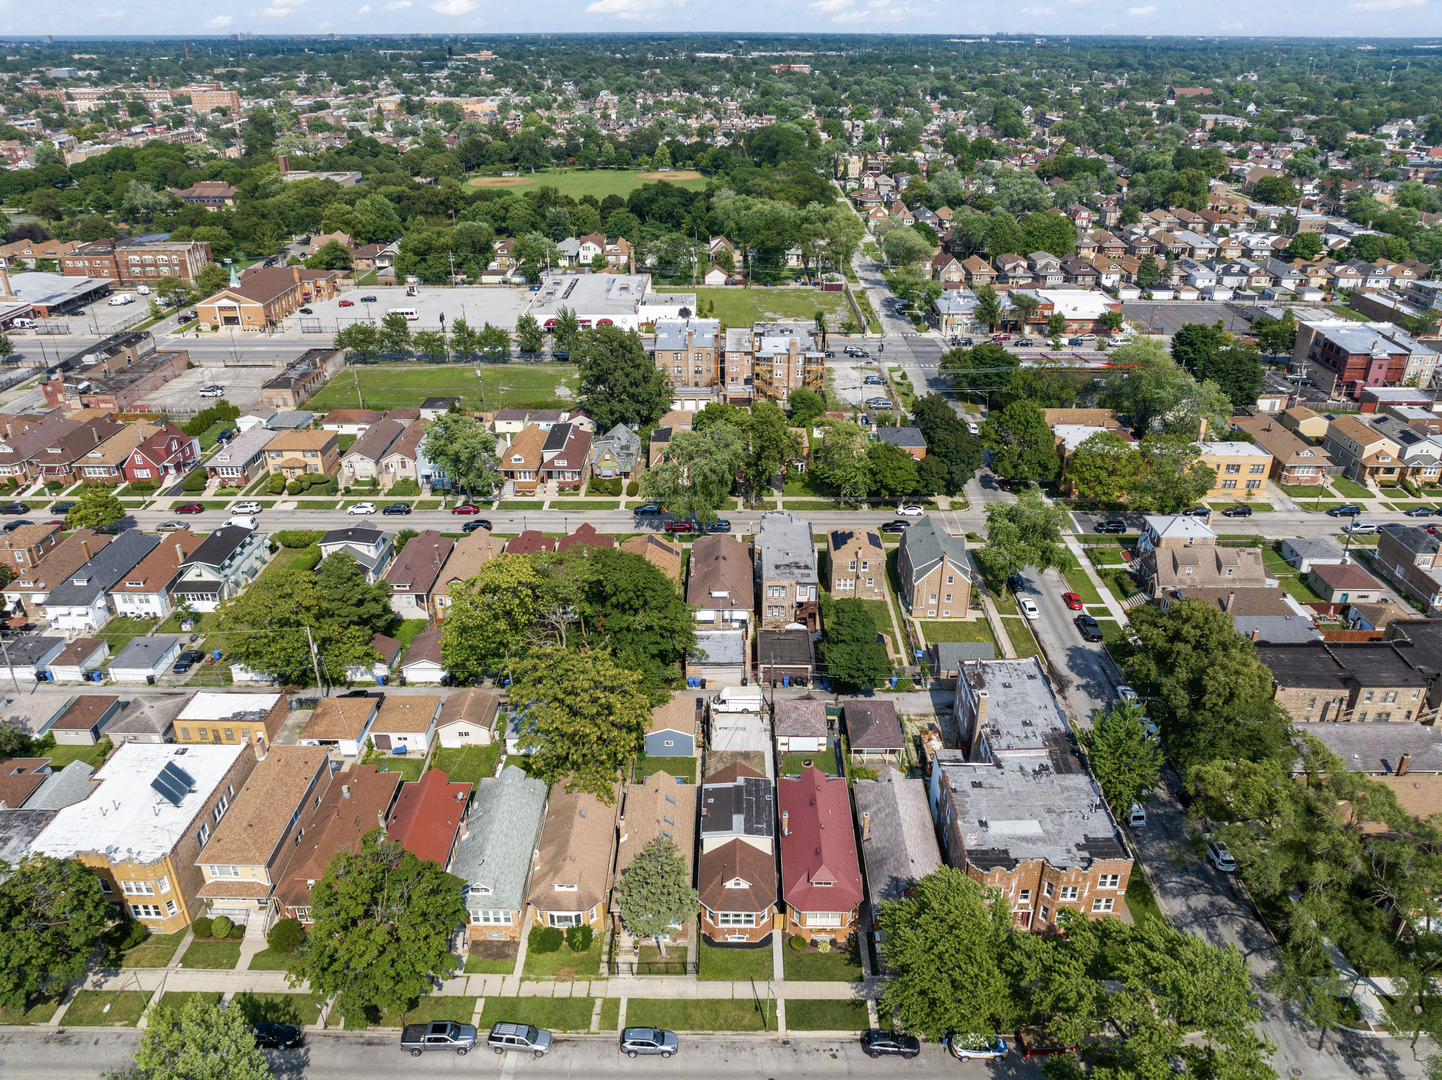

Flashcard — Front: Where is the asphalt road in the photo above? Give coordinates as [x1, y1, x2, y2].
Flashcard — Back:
[0, 1030, 1048, 1080]
[1007, 566, 1121, 728]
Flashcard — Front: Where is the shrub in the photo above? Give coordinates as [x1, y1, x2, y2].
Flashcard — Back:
[625, 480, 639, 497]
[229, 923, 246, 939]
[192, 916, 214, 940]
[274, 530, 324, 549]
[181, 469, 208, 493]
[789, 934, 807, 951]
[286, 480, 303, 496]
[323, 476, 339, 495]
[267, 917, 305, 954]
[528, 926, 564, 954]
[266, 474, 287, 495]
[112, 919, 151, 951]
[211, 915, 233, 939]
[815, 937, 832, 954]
[564, 925, 594, 952]
[127, 479, 158, 493]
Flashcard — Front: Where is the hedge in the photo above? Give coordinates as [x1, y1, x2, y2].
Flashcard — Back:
[181, 469, 208, 493]
[266, 474, 287, 495]
[274, 530, 324, 549]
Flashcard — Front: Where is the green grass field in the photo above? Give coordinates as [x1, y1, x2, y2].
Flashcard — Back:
[694, 287, 852, 329]
[785, 999, 870, 1031]
[697, 942, 773, 982]
[308, 363, 580, 413]
[624, 998, 776, 1032]
[430, 743, 501, 785]
[477, 996, 596, 1033]
[466, 168, 708, 200]
[64, 990, 149, 1026]
[178, 939, 241, 970]
[919, 619, 995, 646]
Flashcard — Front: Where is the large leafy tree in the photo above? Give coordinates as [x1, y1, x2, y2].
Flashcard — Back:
[419, 412, 501, 499]
[743, 401, 802, 492]
[910, 394, 981, 495]
[866, 439, 920, 498]
[816, 598, 891, 692]
[441, 554, 546, 678]
[0, 855, 111, 1008]
[1105, 339, 1231, 438]
[217, 569, 378, 687]
[1079, 700, 1161, 814]
[576, 325, 670, 430]
[614, 836, 699, 957]
[572, 548, 696, 681]
[975, 489, 1069, 588]
[1129, 434, 1217, 513]
[1065, 430, 1144, 503]
[982, 399, 1059, 483]
[1125, 600, 1294, 770]
[809, 420, 872, 503]
[877, 867, 1022, 1041]
[66, 487, 125, 531]
[313, 552, 393, 634]
[121, 997, 273, 1080]
[508, 646, 651, 803]
[939, 342, 1017, 391]
[292, 831, 465, 1021]
[638, 424, 745, 524]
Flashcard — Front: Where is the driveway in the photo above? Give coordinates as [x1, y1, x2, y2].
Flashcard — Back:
[1008, 566, 1121, 728]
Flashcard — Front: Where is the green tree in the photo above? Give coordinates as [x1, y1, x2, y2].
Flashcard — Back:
[787, 388, 825, 429]
[742, 401, 802, 493]
[973, 284, 1002, 332]
[217, 570, 378, 687]
[1065, 430, 1142, 503]
[882, 226, 932, 269]
[877, 867, 1021, 1042]
[939, 342, 1016, 391]
[334, 322, 381, 358]
[314, 552, 394, 634]
[866, 439, 919, 498]
[441, 554, 545, 678]
[551, 307, 581, 355]
[1079, 700, 1161, 814]
[1255, 309, 1298, 356]
[1196, 345, 1265, 410]
[1170, 322, 1224, 375]
[613, 836, 699, 957]
[306, 240, 353, 270]
[1130, 434, 1216, 513]
[292, 831, 465, 1020]
[638, 425, 745, 525]
[420, 411, 500, 499]
[810, 420, 872, 503]
[377, 311, 411, 355]
[1284, 232, 1324, 261]
[66, 487, 124, 531]
[1106, 339, 1230, 438]
[976, 490, 1069, 587]
[508, 646, 651, 802]
[0, 855, 110, 1009]
[577, 325, 670, 430]
[447, 316, 480, 359]
[816, 598, 891, 692]
[476, 322, 510, 360]
[910, 394, 981, 495]
[573, 548, 697, 681]
[1046, 312, 1068, 339]
[0, 334, 13, 360]
[1098, 310, 1125, 335]
[123, 996, 273, 1080]
[411, 330, 448, 358]
[1253, 174, 1299, 205]
[516, 313, 544, 354]
[982, 399, 1059, 483]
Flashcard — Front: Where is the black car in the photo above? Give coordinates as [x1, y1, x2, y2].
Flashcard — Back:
[708, 519, 732, 533]
[298, 307, 313, 315]
[3, 519, 32, 532]
[634, 504, 664, 516]
[52, 501, 76, 514]
[1075, 614, 1104, 641]
[252, 1023, 304, 1050]
[359, 294, 378, 303]
[1182, 507, 1211, 518]
[1094, 519, 1126, 534]
[861, 1030, 921, 1060]
[0, 503, 26, 515]
[1405, 507, 1438, 518]
[879, 520, 910, 533]
[552, 349, 570, 360]
[1007, 574, 1026, 594]
[461, 519, 493, 533]
[1326, 504, 1363, 518]
[172, 650, 203, 674]
[383, 503, 412, 516]
[1221, 505, 1253, 518]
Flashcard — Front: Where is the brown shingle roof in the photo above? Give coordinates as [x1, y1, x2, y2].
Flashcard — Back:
[620, 534, 684, 582]
[3, 531, 110, 595]
[370, 695, 440, 736]
[774, 698, 827, 738]
[436, 688, 500, 734]
[0, 758, 48, 808]
[697, 837, 776, 913]
[198, 747, 330, 867]
[50, 695, 119, 731]
[273, 764, 401, 910]
[687, 535, 752, 608]
[528, 781, 618, 913]
[385, 531, 453, 593]
[300, 697, 377, 741]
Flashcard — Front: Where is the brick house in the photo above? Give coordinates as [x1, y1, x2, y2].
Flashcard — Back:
[527, 781, 619, 932]
[453, 765, 548, 944]
[896, 516, 971, 618]
[778, 766, 863, 944]
[264, 430, 338, 478]
[826, 527, 885, 601]
[1375, 525, 1442, 611]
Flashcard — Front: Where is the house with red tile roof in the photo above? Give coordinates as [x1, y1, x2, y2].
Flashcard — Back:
[387, 768, 472, 869]
[778, 765, 864, 944]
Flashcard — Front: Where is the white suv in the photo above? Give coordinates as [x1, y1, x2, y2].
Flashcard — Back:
[348, 502, 377, 515]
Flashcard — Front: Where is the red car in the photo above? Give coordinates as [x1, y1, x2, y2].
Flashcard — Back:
[664, 520, 695, 534]
[1062, 592, 1083, 611]
[175, 502, 205, 514]
[450, 503, 481, 515]
[338, 299, 354, 308]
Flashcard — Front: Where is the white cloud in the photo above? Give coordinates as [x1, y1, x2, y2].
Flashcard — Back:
[810, 0, 853, 10]
[584, 0, 683, 17]
[382, 1, 410, 8]
[355, 3, 370, 11]
[1021, 4, 1055, 13]
[1350, 0, 1423, 9]
[260, 5, 292, 14]
[204, 13, 233, 25]
[833, 2, 926, 20]
[1126, 3, 1156, 11]
[430, 0, 476, 12]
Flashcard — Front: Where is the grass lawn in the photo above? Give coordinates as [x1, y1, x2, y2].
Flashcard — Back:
[257, 544, 322, 581]
[496, 500, 547, 510]
[431, 743, 502, 785]
[784, 946, 865, 982]
[382, 996, 479, 1028]
[785, 499, 845, 510]
[231, 991, 328, 1026]
[308, 363, 580, 414]
[389, 618, 429, 652]
[95, 616, 157, 654]
[113, 928, 186, 969]
[1278, 574, 1327, 604]
[780, 750, 837, 777]
[246, 948, 301, 972]
[336, 433, 358, 453]
[599, 998, 621, 1031]
[694, 287, 851, 330]
[1124, 866, 1165, 926]
[919, 619, 995, 646]
[864, 599, 899, 652]
[555, 500, 624, 510]
[466, 168, 707, 200]
[368, 756, 425, 783]
[465, 950, 518, 974]
[522, 938, 603, 979]
[1002, 618, 1040, 660]
[1299, 501, 1347, 514]
[178, 939, 242, 970]
[698, 942, 773, 982]
[634, 755, 698, 783]
[1060, 567, 1104, 607]
[1331, 477, 1374, 500]
[625, 998, 776, 1033]
[1281, 483, 1335, 498]
[156, 991, 223, 1011]
[478, 997, 596, 1033]
[45, 740, 113, 770]
[63, 990, 149, 1026]
[0, 997, 61, 1024]
[785, 999, 870, 1031]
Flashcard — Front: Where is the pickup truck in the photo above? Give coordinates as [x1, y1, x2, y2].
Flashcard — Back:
[400, 1021, 478, 1057]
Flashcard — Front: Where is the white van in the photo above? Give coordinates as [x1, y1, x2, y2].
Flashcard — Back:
[107, 294, 135, 306]
[1128, 803, 1147, 829]
[135, 285, 150, 296]
[710, 686, 764, 714]
[9, 318, 34, 330]
[387, 307, 420, 321]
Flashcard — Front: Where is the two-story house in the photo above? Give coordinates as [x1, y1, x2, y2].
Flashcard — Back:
[896, 516, 972, 618]
[318, 525, 394, 585]
[1324, 414, 1405, 486]
[1136, 514, 1267, 598]
[110, 529, 204, 620]
[0, 522, 61, 571]
[384, 530, 453, 618]
[698, 763, 776, 946]
[1228, 414, 1336, 487]
[387, 769, 472, 870]
[124, 424, 201, 485]
[454, 765, 548, 945]
[170, 525, 270, 612]
[540, 423, 591, 491]
[264, 430, 339, 478]
[498, 424, 547, 494]
[826, 528, 885, 601]
[590, 424, 642, 480]
[1376, 525, 1442, 611]
[527, 781, 619, 932]
[42, 529, 159, 631]
[1198, 440, 1273, 498]
[755, 511, 819, 632]
[779, 766, 864, 944]
[4, 530, 112, 618]
[611, 770, 697, 944]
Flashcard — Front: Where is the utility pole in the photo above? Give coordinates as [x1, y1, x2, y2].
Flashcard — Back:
[0, 636, 20, 695]
[305, 625, 325, 696]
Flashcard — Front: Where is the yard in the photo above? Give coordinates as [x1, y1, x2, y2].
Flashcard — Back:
[785, 999, 870, 1031]
[45, 740, 113, 771]
[466, 168, 707, 200]
[156, 991, 223, 1012]
[430, 743, 502, 785]
[693, 287, 851, 330]
[521, 936, 603, 979]
[246, 948, 301, 972]
[367, 756, 425, 783]
[1331, 477, 1374, 500]
[464, 940, 519, 974]
[63, 990, 149, 1026]
[633, 755, 698, 783]
[382, 995, 479, 1028]
[0, 997, 61, 1025]
[477, 996, 596, 1033]
[230, 991, 329, 1026]
[783, 944, 865, 982]
[624, 997, 776, 1033]
[307, 362, 581, 414]
[1001, 618, 1040, 660]
[96, 616, 157, 655]
[177, 939, 242, 970]
[781, 750, 839, 777]
[697, 942, 773, 982]
[918, 619, 995, 647]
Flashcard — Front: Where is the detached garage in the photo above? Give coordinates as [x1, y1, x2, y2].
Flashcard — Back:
[46, 695, 123, 745]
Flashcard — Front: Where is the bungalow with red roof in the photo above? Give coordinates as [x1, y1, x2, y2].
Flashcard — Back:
[779, 766, 864, 944]
[123, 423, 200, 485]
[387, 769, 472, 870]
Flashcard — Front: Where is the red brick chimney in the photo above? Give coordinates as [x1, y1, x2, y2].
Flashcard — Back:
[1398, 753, 1411, 777]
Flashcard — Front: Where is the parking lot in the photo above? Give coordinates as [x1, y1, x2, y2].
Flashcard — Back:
[1121, 301, 1253, 337]
[279, 284, 531, 334]
[828, 351, 887, 407]
[29, 296, 150, 338]
[138, 363, 281, 412]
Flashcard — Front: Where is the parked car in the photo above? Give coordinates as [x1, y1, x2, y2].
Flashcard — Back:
[1342, 521, 1378, 535]
[486, 1023, 552, 1057]
[234, 501, 262, 515]
[359, 295, 378, 303]
[157, 520, 185, 531]
[861, 1030, 920, 1059]
[863, 375, 885, 385]
[347, 502, 377, 515]
[619, 1028, 678, 1059]
[224, 515, 258, 530]
[708, 519, 732, 533]
[1007, 574, 1026, 594]
[1074, 614, 1103, 642]
[450, 503, 482, 515]
[1205, 835, 1238, 873]
[633, 504, 664, 516]
[1019, 597, 1040, 620]
[946, 1034, 1009, 1061]
[1094, 519, 1126, 534]
[198, 385, 225, 398]
[1128, 803, 1147, 829]
[896, 504, 925, 517]
[298, 307, 314, 315]
[1221, 505, 1253, 518]
[1405, 507, 1438, 517]
[401, 1021, 477, 1057]
[252, 1023, 304, 1050]
[1016, 337, 1036, 347]
[1326, 504, 1363, 518]
[172, 650, 203, 675]
[52, 502, 75, 513]
[1062, 592, 1083, 611]
[462, 519, 493, 533]
[879, 520, 910, 533]
[175, 502, 205, 515]
[664, 520, 695, 533]
[1068, 337, 1086, 346]
[1117, 685, 1138, 703]
[3, 519, 32, 532]
[1182, 507, 1211, 518]
[844, 345, 863, 356]
[338, 299, 355, 308]
[382, 503, 412, 516]
[107, 294, 135, 306]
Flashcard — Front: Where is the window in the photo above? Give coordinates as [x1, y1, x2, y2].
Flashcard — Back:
[212, 794, 229, 823]
[1381, 691, 1398, 703]
[1246, 480, 1261, 490]
[1043, 881, 1054, 898]
[1225, 463, 1241, 474]
[717, 911, 757, 927]
[470, 910, 512, 925]
[197, 823, 210, 846]
[807, 912, 844, 927]
[223, 729, 234, 742]
[157, 876, 170, 894]
[198, 728, 209, 741]
[1060, 886, 1079, 901]
[121, 880, 155, 896]
[1039, 905, 1051, 923]
[547, 912, 581, 928]
[1092, 897, 1115, 913]
[946, 575, 954, 585]
[130, 904, 163, 919]
[99, 878, 113, 894]
[1250, 464, 1266, 474]
[211, 865, 240, 878]
[165, 900, 177, 917]
[860, 561, 869, 572]
[1364, 691, 1375, 704]
[1018, 889, 1031, 906]
[848, 560, 857, 571]
[1220, 479, 1237, 489]
[1098, 874, 1121, 889]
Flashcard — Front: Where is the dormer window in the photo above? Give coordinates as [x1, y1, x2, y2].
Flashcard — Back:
[554, 883, 578, 891]
[724, 876, 750, 889]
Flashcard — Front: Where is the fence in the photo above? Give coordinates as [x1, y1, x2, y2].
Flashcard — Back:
[608, 958, 698, 977]
[0, 364, 43, 393]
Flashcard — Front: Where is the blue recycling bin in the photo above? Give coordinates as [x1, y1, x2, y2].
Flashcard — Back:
[890, 676, 897, 687]
[783, 676, 790, 688]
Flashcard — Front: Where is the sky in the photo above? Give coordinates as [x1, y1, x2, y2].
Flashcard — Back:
[10, 0, 1442, 40]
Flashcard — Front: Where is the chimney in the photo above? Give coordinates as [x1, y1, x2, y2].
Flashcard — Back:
[377, 809, 387, 829]
[277, 155, 290, 174]
[1398, 753, 1411, 777]
[1224, 590, 1236, 613]
[0, 263, 14, 299]
[973, 688, 988, 740]
[175, 543, 183, 561]
[781, 810, 790, 836]
[861, 811, 871, 842]
[293, 266, 302, 284]
[79, 538, 90, 561]
[341, 784, 351, 799]
[1198, 417, 1208, 442]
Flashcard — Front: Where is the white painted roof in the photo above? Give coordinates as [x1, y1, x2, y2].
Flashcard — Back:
[176, 691, 281, 722]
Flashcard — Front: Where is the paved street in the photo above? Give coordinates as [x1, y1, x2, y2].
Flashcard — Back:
[1007, 566, 1120, 727]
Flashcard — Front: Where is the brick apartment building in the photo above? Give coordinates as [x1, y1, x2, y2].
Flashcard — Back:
[61, 237, 213, 284]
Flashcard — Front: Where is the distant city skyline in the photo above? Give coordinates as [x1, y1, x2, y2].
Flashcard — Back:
[7, 3, 1442, 41]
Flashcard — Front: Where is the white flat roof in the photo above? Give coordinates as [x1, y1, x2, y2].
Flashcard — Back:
[1199, 440, 1269, 457]
[32, 743, 246, 865]
[176, 691, 281, 722]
